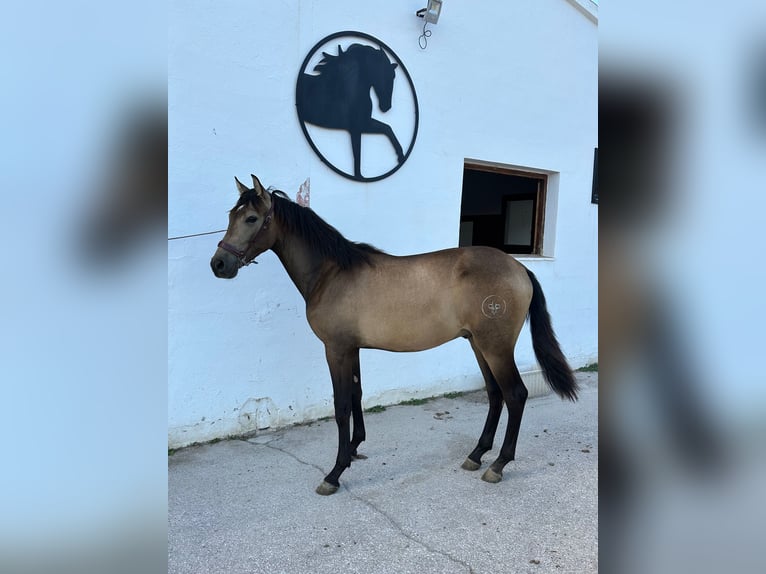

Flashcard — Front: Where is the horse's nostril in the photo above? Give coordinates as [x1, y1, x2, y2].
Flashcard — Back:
[213, 258, 225, 272]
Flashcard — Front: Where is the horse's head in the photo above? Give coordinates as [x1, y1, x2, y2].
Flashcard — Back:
[211, 175, 277, 279]
[369, 47, 398, 112]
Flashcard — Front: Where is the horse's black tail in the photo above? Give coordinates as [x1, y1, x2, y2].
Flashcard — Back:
[525, 268, 579, 401]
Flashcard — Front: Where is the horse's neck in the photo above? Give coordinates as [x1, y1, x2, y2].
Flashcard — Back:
[271, 227, 329, 302]
[332, 58, 369, 89]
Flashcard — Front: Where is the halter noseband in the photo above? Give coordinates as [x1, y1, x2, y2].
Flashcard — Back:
[217, 197, 275, 267]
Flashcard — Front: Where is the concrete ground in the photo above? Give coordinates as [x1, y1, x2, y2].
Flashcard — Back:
[168, 372, 597, 574]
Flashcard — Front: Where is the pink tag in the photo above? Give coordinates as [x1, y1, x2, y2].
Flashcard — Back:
[296, 178, 310, 207]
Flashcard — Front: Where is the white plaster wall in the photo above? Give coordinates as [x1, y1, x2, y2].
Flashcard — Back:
[169, 0, 598, 447]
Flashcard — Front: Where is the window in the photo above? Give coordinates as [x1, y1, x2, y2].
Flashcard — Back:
[458, 161, 547, 255]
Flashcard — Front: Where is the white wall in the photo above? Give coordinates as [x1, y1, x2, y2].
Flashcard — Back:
[169, 0, 598, 447]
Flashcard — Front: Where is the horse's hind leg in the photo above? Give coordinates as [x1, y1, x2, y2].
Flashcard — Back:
[480, 357, 528, 483]
[461, 341, 504, 471]
[350, 350, 367, 460]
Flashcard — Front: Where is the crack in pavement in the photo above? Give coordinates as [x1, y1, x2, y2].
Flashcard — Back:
[244, 438, 329, 476]
[341, 483, 476, 574]
[241, 438, 475, 574]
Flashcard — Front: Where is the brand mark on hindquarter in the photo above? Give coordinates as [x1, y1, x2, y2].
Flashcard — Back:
[481, 295, 507, 319]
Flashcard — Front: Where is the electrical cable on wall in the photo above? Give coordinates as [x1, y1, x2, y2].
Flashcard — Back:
[418, 20, 432, 50]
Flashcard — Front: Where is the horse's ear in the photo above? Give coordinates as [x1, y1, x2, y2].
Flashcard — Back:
[234, 176, 249, 195]
[391, 62, 398, 70]
[250, 174, 266, 197]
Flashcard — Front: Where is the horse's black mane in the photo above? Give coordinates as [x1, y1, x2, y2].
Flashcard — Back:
[235, 189, 384, 270]
[313, 43, 379, 76]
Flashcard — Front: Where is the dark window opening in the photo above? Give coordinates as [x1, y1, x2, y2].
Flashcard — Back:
[458, 162, 547, 255]
[591, 148, 598, 204]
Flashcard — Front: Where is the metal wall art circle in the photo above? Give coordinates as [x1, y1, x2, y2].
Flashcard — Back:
[296, 31, 419, 182]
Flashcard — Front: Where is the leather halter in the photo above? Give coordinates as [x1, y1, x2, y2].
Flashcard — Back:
[217, 197, 275, 267]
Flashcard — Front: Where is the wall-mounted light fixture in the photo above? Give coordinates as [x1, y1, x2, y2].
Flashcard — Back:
[416, 0, 443, 24]
[415, 0, 443, 49]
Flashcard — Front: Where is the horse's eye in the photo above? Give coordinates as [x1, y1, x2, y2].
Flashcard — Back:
[245, 216, 258, 224]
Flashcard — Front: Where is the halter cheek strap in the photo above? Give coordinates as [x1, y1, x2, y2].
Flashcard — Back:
[217, 199, 275, 267]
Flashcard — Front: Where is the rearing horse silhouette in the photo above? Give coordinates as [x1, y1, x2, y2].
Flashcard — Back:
[297, 43, 405, 179]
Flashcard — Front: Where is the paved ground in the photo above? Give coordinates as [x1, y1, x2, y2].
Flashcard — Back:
[168, 372, 597, 574]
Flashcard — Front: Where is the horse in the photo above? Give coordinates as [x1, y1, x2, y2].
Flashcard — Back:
[296, 43, 405, 178]
[211, 175, 578, 495]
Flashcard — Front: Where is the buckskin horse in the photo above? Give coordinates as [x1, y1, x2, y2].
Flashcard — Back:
[211, 175, 578, 495]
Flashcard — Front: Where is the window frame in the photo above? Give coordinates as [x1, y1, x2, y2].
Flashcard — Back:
[459, 160, 548, 256]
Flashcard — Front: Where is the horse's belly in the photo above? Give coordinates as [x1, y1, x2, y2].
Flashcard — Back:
[357, 311, 461, 352]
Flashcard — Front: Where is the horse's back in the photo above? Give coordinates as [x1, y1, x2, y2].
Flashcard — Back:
[377, 245, 530, 293]
[449, 246, 531, 289]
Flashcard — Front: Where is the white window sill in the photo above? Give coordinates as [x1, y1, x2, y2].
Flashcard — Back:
[565, 0, 598, 24]
[512, 254, 556, 262]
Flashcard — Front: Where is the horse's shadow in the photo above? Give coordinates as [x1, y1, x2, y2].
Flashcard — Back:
[297, 43, 404, 179]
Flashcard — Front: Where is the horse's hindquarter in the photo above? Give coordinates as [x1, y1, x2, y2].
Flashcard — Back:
[309, 248, 532, 352]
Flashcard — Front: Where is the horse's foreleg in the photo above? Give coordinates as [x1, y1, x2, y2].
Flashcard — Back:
[316, 346, 356, 495]
[350, 350, 367, 459]
[365, 119, 404, 163]
[350, 130, 362, 177]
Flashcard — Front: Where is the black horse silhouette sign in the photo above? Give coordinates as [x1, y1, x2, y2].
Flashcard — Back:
[296, 32, 419, 182]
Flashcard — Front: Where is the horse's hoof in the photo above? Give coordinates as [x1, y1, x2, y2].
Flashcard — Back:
[481, 468, 503, 483]
[351, 453, 368, 460]
[315, 481, 339, 496]
[461, 458, 481, 471]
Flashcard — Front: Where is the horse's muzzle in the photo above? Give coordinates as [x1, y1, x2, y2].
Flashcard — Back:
[211, 254, 238, 279]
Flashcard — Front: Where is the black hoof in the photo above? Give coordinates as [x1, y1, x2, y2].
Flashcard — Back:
[315, 481, 339, 495]
[481, 468, 502, 483]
